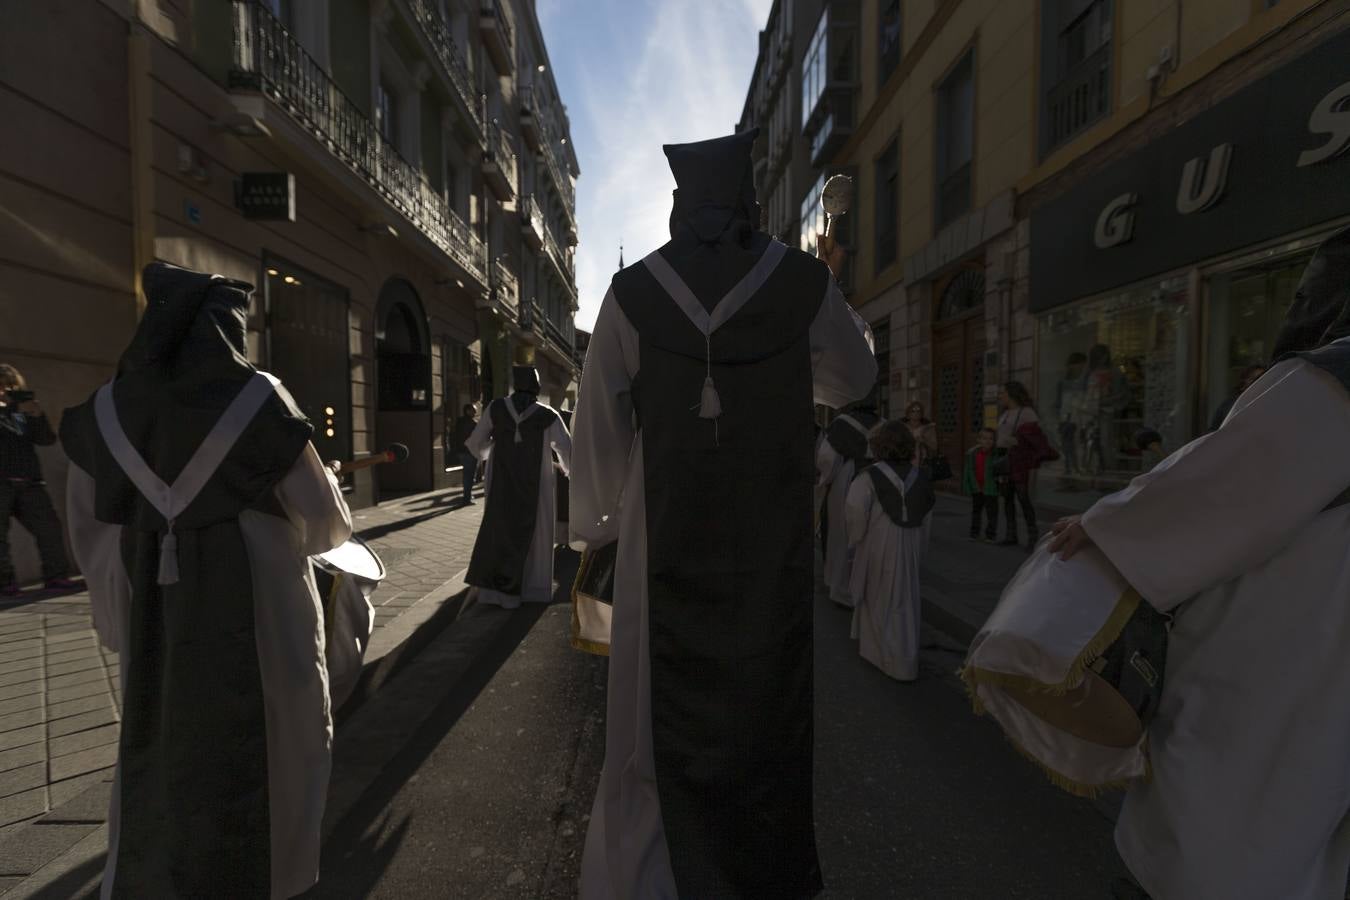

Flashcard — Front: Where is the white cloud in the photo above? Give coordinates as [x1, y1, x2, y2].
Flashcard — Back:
[548, 0, 773, 331]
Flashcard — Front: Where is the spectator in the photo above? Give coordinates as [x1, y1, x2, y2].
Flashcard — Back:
[449, 403, 479, 505]
[1083, 343, 1130, 474]
[997, 381, 1055, 550]
[963, 426, 999, 542]
[1055, 352, 1087, 476]
[0, 364, 78, 595]
[902, 400, 938, 465]
[1209, 363, 1266, 432]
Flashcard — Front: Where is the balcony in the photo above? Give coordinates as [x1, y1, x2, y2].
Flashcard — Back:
[483, 121, 516, 200]
[229, 1, 487, 287]
[1043, 43, 1112, 156]
[518, 84, 541, 151]
[479, 0, 513, 75]
[543, 314, 573, 366]
[536, 123, 576, 220]
[542, 225, 576, 296]
[520, 194, 544, 249]
[403, 0, 483, 138]
[809, 97, 855, 168]
[489, 257, 518, 314]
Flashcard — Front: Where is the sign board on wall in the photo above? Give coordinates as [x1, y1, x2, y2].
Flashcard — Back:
[1029, 28, 1350, 313]
[237, 173, 296, 222]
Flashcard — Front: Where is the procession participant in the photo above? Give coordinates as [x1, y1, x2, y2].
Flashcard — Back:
[464, 349, 572, 608]
[817, 386, 882, 608]
[555, 403, 574, 548]
[0, 364, 79, 595]
[448, 402, 480, 505]
[845, 420, 935, 682]
[59, 263, 351, 900]
[569, 129, 875, 900]
[1049, 226, 1350, 900]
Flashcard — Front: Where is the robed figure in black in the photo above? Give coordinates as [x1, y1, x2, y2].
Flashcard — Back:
[464, 363, 572, 608]
[569, 130, 876, 899]
[60, 264, 351, 898]
[816, 388, 882, 608]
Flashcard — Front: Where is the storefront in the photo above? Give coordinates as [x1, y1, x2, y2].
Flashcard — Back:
[1029, 24, 1350, 511]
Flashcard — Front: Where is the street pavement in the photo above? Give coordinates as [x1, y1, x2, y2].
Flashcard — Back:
[308, 508, 1130, 900]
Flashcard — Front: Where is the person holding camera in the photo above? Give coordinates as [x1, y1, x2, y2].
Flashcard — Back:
[0, 364, 78, 595]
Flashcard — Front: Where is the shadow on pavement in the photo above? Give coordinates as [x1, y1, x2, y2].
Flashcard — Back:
[24, 852, 105, 900]
[306, 550, 581, 898]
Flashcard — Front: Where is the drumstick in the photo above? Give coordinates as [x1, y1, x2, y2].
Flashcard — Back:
[336, 443, 410, 475]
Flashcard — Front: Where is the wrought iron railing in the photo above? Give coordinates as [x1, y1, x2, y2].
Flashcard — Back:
[230, 0, 487, 284]
[406, 0, 483, 134]
[491, 258, 517, 311]
[481, 0, 513, 55]
[521, 194, 545, 239]
[487, 120, 516, 179]
[536, 121, 576, 214]
[1044, 42, 1111, 154]
[542, 225, 576, 290]
[530, 301, 545, 336]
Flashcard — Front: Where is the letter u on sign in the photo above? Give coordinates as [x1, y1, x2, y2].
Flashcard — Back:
[1176, 143, 1232, 215]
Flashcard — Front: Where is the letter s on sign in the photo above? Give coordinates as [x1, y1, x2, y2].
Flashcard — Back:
[1094, 193, 1136, 249]
[1298, 82, 1350, 167]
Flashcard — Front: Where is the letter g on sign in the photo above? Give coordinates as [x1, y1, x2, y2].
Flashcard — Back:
[1094, 193, 1137, 249]
[1298, 81, 1350, 167]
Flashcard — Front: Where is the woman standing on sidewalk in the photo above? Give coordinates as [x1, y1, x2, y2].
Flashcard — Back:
[996, 382, 1050, 550]
[902, 401, 938, 466]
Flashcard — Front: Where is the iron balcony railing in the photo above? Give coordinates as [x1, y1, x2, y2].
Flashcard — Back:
[481, 0, 513, 56]
[543, 315, 571, 361]
[521, 194, 545, 239]
[1044, 42, 1111, 154]
[542, 225, 576, 291]
[487, 120, 516, 178]
[536, 121, 576, 215]
[530, 301, 545, 336]
[406, 0, 483, 135]
[491, 258, 518, 311]
[230, 1, 487, 285]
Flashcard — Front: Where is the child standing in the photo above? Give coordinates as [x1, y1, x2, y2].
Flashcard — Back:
[963, 427, 999, 542]
[845, 420, 936, 682]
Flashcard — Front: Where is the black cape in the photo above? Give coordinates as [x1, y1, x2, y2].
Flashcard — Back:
[865, 461, 936, 528]
[60, 263, 311, 898]
[825, 408, 880, 467]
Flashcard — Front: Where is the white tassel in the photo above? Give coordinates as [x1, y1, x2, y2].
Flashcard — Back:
[698, 376, 722, 419]
[515, 428, 523, 443]
[157, 527, 179, 586]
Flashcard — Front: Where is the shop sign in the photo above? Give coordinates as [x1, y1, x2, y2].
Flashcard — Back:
[237, 172, 296, 222]
[1031, 28, 1350, 313]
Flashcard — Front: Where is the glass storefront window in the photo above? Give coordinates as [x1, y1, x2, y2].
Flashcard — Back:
[1203, 252, 1309, 430]
[1035, 276, 1190, 512]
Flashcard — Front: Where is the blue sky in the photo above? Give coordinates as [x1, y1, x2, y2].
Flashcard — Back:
[537, 0, 774, 331]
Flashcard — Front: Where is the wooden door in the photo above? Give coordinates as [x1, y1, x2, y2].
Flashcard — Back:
[932, 315, 986, 472]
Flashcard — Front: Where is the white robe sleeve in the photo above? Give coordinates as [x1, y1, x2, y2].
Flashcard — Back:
[275, 443, 353, 558]
[65, 462, 131, 654]
[1081, 359, 1350, 611]
[816, 434, 841, 487]
[465, 406, 495, 462]
[549, 417, 573, 478]
[810, 279, 877, 409]
[844, 475, 875, 550]
[568, 287, 639, 551]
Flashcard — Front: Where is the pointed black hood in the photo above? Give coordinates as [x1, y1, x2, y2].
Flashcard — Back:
[664, 129, 760, 245]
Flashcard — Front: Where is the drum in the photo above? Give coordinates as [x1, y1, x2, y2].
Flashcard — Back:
[570, 542, 617, 656]
[961, 542, 1167, 796]
[313, 537, 384, 709]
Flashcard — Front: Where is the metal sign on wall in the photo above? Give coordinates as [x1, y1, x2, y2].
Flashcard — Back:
[237, 172, 296, 222]
[1029, 28, 1350, 313]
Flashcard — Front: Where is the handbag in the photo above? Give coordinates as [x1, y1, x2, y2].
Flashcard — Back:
[570, 541, 618, 656]
[927, 454, 954, 481]
[991, 450, 1011, 479]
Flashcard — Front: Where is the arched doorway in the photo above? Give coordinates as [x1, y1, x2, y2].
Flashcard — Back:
[375, 279, 432, 498]
[931, 261, 987, 472]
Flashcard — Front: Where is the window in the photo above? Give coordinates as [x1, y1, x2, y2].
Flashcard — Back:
[801, 11, 828, 129]
[1040, 0, 1113, 157]
[376, 79, 399, 147]
[873, 316, 891, 418]
[265, 0, 294, 29]
[800, 174, 826, 258]
[878, 0, 901, 85]
[936, 51, 974, 229]
[875, 138, 899, 272]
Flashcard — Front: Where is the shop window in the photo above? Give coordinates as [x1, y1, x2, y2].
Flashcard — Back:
[1039, 0, 1113, 158]
[1204, 252, 1309, 429]
[878, 0, 901, 86]
[875, 138, 899, 272]
[936, 51, 974, 230]
[1035, 277, 1191, 513]
[872, 316, 891, 418]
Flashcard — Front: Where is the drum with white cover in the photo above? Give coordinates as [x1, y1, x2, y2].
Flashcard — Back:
[313, 537, 383, 709]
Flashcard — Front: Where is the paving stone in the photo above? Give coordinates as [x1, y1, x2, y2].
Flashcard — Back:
[0, 763, 47, 800]
[0, 787, 46, 830]
[0, 708, 44, 736]
[0, 823, 107, 899]
[0, 726, 44, 754]
[43, 670, 107, 692]
[0, 823, 98, 877]
[45, 695, 112, 722]
[0, 668, 44, 689]
[0, 645, 43, 664]
[0, 656, 43, 678]
[0, 744, 45, 776]
[47, 772, 112, 812]
[42, 648, 99, 667]
[46, 710, 117, 740]
[0, 695, 43, 718]
[44, 681, 108, 706]
[0, 680, 43, 703]
[48, 745, 117, 784]
[47, 726, 118, 760]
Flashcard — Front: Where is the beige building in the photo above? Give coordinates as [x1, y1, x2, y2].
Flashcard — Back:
[751, 0, 1350, 511]
[1, 0, 580, 584]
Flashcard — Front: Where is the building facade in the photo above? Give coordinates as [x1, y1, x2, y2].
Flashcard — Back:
[746, 0, 1349, 511]
[1, 0, 580, 584]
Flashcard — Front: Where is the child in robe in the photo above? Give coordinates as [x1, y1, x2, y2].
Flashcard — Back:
[963, 427, 999, 542]
[845, 419, 937, 681]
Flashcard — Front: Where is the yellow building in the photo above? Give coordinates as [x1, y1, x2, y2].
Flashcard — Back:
[823, 0, 1349, 511]
[1, 0, 581, 584]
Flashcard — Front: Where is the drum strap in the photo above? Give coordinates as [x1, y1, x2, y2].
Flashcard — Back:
[95, 372, 279, 586]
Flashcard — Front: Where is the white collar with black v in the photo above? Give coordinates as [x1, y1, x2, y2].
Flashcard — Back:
[640, 240, 789, 444]
[94, 371, 280, 586]
[501, 396, 539, 444]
